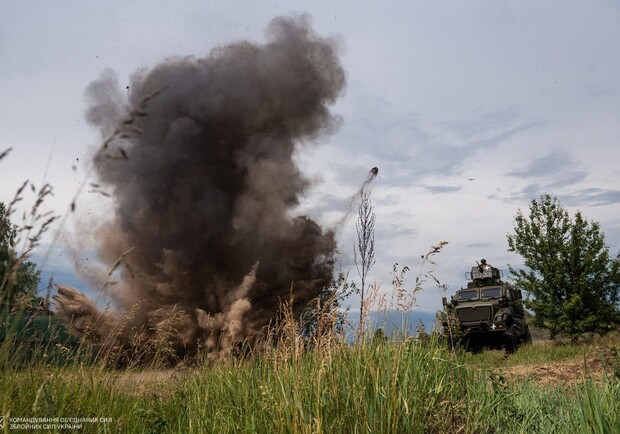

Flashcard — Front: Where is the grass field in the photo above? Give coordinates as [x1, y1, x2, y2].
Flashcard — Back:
[1, 325, 619, 434]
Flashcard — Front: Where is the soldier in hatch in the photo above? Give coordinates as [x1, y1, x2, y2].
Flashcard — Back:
[480, 258, 492, 271]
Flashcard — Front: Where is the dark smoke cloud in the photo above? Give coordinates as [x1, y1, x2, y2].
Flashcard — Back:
[54, 15, 345, 364]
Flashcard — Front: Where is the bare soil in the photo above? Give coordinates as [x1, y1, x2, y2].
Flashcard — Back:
[502, 343, 618, 387]
[504, 358, 601, 386]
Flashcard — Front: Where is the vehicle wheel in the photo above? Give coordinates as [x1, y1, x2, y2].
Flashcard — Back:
[503, 325, 518, 354]
[470, 344, 483, 354]
[463, 337, 483, 354]
[523, 327, 533, 345]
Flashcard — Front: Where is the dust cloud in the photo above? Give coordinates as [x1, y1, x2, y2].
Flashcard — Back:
[53, 15, 346, 364]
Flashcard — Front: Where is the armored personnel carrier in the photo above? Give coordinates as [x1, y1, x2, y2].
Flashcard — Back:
[442, 259, 531, 353]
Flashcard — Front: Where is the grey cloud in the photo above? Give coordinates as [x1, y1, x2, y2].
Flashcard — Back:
[396, 115, 546, 186]
[420, 185, 462, 194]
[338, 114, 428, 164]
[312, 193, 350, 214]
[599, 219, 620, 250]
[441, 105, 521, 140]
[490, 185, 620, 208]
[562, 188, 620, 207]
[383, 119, 545, 188]
[499, 149, 590, 202]
[487, 183, 543, 203]
[581, 83, 609, 100]
[322, 97, 546, 193]
[465, 120, 546, 155]
[466, 242, 493, 249]
[375, 224, 418, 243]
[507, 149, 575, 179]
[546, 171, 588, 189]
[375, 195, 402, 207]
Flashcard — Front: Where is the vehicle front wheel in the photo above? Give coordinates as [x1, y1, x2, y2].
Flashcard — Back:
[503, 325, 519, 354]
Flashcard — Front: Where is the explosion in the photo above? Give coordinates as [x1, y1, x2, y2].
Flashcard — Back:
[53, 15, 346, 364]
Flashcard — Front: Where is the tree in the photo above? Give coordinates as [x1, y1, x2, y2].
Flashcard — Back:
[354, 188, 376, 337]
[0, 202, 41, 310]
[507, 193, 620, 340]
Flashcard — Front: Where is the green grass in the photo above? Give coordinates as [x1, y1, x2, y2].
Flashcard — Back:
[463, 341, 590, 368]
[176, 341, 475, 433]
[1, 331, 619, 433]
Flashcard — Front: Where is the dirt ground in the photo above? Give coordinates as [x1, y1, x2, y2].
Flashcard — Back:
[502, 342, 619, 387]
[504, 358, 601, 386]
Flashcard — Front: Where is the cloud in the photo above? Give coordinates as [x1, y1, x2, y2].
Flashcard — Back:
[375, 195, 402, 207]
[441, 105, 522, 140]
[307, 98, 547, 207]
[507, 149, 576, 179]
[496, 149, 593, 203]
[309, 193, 351, 215]
[375, 223, 418, 243]
[375, 119, 545, 190]
[581, 83, 609, 100]
[390, 110, 545, 187]
[419, 185, 462, 194]
[490, 185, 620, 208]
[562, 188, 620, 207]
[487, 183, 542, 203]
[466, 242, 493, 249]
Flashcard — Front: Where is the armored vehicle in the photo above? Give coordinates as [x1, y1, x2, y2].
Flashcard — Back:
[442, 260, 531, 353]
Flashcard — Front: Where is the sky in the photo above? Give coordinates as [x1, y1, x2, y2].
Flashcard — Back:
[1, 1, 619, 313]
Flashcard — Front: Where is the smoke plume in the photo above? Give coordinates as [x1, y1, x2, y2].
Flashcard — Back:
[335, 167, 378, 230]
[54, 15, 345, 364]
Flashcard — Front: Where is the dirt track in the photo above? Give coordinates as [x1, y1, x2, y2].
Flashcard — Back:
[504, 359, 601, 386]
[501, 343, 618, 387]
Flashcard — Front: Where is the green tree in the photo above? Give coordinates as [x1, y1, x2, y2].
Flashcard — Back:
[1, 202, 41, 310]
[507, 194, 620, 340]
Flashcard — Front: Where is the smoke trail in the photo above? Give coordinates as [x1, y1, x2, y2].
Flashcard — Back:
[334, 166, 378, 230]
[54, 15, 345, 364]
